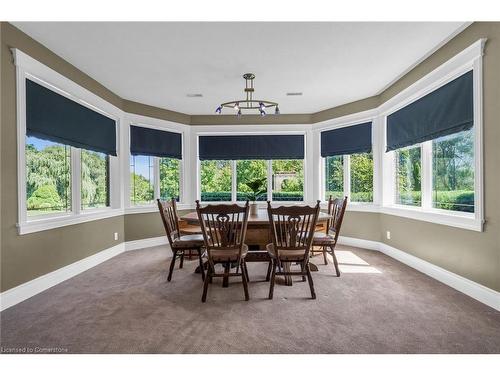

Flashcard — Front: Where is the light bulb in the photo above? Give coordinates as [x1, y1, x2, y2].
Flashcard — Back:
[260, 109, 266, 117]
[215, 106, 222, 114]
[259, 102, 265, 111]
[234, 102, 240, 111]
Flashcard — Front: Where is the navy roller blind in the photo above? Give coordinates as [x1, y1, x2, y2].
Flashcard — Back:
[386, 71, 473, 151]
[321, 122, 372, 157]
[130, 125, 182, 159]
[198, 134, 304, 160]
[26, 79, 117, 155]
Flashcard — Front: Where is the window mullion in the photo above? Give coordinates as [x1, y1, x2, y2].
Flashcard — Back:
[154, 157, 160, 200]
[72, 147, 81, 215]
[267, 160, 273, 202]
[231, 160, 237, 202]
[344, 155, 351, 201]
[421, 142, 432, 209]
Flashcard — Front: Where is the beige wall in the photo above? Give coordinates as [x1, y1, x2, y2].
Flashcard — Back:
[1, 22, 499, 293]
[0, 23, 126, 292]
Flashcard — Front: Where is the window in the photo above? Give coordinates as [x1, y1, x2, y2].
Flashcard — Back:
[200, 160, 232, 201]
[350, 152, 373, 202]
[199, 158, 305, 202]
[130, 155, 154, 205]
[272, 160, 304, 201]
[324, 155, 344, 199]
[160, 157, 181, 201]
[395, 146, 421, 206]
[236, 160, 268, 201]
[323, 153, 374, 203]
[26, 136, 71, 217]
[81, 150, 110, 209]
[432, 129, 474, 213]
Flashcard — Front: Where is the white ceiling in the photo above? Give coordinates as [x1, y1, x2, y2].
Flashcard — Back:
[13, 22, 467, 115]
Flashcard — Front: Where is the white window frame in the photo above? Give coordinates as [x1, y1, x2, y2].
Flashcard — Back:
[194, 127, 310, 206]
[315, 113, 380, 212]
[14, 49, 124, 235]
[379, 39, 485, 231]
[124, 117, 189, 213]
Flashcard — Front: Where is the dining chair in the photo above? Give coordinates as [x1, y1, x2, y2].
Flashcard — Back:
[157, 199, 205, 282]
[266, 201, 321, 299]
[311, 196, 348, 277]
[196, 200, 250, 302]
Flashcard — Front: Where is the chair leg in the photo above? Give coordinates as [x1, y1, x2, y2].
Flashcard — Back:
[322, 246, 328, 265]
[243, 261, 250, 282]
[300, 262, 306, 282]
[241, 261, 250, 301]
[167, 250, 177, 282]
[179, 252, 184, 269]
[306, 264, 316, 299]
[268, 260, 277, 300]
[202, 264, 212, 302]
[330, 245, 341, 277]
[265, 261, 272, 281]
[222, 262, 230, 288]
[197, 249, 205, 281]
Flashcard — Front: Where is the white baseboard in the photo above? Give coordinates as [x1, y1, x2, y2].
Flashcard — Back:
[378, 243, 500, 312]
[1, 235, 498, 312]
[338, 236, 380, 251]
[124, 236, 167, 251]
[0, 243, 125, 311]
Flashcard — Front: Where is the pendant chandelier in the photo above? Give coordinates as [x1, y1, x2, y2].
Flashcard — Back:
[215, 73, 280, 117]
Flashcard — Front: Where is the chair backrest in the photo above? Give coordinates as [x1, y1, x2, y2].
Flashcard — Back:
[195, 200, 250, 258]
[326, 196, 348, 242]
[157, 198, 181, 246]
[267, 201, 320, 261]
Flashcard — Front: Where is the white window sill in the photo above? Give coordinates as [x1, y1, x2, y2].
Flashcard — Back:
[125, 203, 193, 215]
[380, 205, 483, 232]
[18, 208, 124, 235]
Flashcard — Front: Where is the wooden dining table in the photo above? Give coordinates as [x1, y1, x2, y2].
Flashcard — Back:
[181, 208, 332, 285]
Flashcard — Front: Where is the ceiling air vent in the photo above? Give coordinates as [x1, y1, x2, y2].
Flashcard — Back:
[186, 94, 203, 98]
[286, 92, 303, 96]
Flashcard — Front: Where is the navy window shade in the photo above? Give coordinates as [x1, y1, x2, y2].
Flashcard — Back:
[199, 135, 304, 160]
[130, 126, 182, 159]
[321, 122, 372, 157]
[26, 79, 117, 156]
[386, 70, 473, 151]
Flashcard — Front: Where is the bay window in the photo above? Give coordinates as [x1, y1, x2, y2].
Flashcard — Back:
[22, 77, 117, 224]
[198, 134, 305, 203]
[321, 122, 373, 203]
[129, 125, 183, 206]
[386, 70, 476, 215]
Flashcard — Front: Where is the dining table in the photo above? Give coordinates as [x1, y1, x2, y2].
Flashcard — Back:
[181, 208, 333, 285]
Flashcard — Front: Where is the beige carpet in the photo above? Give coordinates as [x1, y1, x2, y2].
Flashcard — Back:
[1, 245, 499, 353]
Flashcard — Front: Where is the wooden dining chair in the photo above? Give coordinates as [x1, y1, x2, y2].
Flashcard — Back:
[157, 199, 205, 282]
[311, 196, 348, 277]
[196, 200, 250, 302]
[266, 201, 321, 299]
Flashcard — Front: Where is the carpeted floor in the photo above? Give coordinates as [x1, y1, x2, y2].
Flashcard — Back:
[1, 245, 499, 354]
